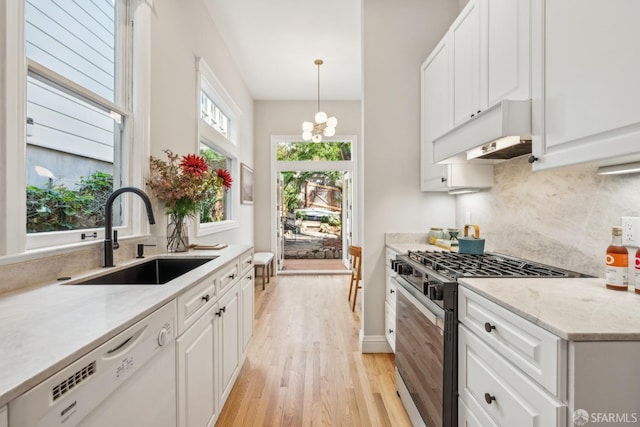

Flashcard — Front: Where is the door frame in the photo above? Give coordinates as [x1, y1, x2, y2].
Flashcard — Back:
[269, 135, 360, 272]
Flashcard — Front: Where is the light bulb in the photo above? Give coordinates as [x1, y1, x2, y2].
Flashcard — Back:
[323, 126, 336, 137]
[312, 133, 322, 142]
[315, 111, 327, 124]
[326, 116, 337, 128]
[302, 121, 314, 132]
[302, 131, 312, 141]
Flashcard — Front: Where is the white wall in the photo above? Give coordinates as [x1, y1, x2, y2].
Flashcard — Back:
[361, 0, 459, 351]
[149, 0, 254, 245]
[253, 100, 361, 252]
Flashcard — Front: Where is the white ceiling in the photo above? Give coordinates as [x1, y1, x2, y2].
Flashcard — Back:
[203, 0, 361, 101]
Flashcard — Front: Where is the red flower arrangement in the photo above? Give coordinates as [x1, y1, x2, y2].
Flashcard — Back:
[146, 149, 232, 219]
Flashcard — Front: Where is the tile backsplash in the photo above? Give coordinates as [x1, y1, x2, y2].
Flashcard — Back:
[456, 156, 640, 279]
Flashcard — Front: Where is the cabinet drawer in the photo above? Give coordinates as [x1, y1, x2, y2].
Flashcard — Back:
[176, 275, 216, 335]
[458, 286, 565, 397]
[385, 300, 396, 352]
[239, 249, 254, 276]
[459, 325, 566, 427]
[386, 275, 398, 305]
[216, 262, 239, 296]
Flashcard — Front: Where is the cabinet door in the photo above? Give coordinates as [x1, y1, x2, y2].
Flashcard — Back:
[451, 0, 481, 127]
[0, 406, 6, 427]
[385, 300, 396, 353]
[177, 305, 218, 427]
[420, 36, 452, 191]
[485, 0, 530, 107]
[531, 0, 640, 170]
[240, 269, 254, 355]
[218, 284, 241, 405]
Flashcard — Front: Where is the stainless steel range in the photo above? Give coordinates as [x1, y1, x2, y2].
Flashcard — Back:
[391, 250, 586, 427]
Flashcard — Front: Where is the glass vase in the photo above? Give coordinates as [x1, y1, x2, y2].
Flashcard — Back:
[167, 215, 189, 252]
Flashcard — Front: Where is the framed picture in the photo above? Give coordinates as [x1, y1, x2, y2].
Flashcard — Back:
[241, 163, 254, 204]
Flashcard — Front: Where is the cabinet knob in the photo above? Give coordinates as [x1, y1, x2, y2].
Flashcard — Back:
[484, 322, 496, 333]
[215, 310, 222, 317]
[470, 113, 475, 118]
[229, 274, 236, 279]
[477, 110, 481, 114]
[528, 155, 538, 164]
[441, 177, 447, 183]
[388, 329, 394, 334]
[390, 289, 395, 294]
[221, 306, 226, 313]
[484, 393, 496, 404]
[202, 294, 210, 302]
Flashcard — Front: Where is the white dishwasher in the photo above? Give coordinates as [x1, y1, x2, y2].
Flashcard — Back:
[10, 300, 177, 427]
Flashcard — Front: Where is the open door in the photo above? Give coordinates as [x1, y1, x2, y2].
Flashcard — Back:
[276, 172, 285, 271]
[342, 171, 353, 268]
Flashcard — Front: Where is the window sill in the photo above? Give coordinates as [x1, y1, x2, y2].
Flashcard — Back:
[196, 220, 239, 237]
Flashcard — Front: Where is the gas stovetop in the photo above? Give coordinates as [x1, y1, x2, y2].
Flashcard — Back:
[406, 250, 585, 280]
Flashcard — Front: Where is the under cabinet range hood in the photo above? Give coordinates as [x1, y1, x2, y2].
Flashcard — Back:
[433, 100, 532, 163]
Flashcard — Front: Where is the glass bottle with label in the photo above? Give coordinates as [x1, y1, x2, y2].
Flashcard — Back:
[606, 226, 628, 291]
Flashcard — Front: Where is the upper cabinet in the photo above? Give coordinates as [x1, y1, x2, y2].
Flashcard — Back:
[420, 35, 494, 191]
[425, 0, 532, 167]
[530, 0, 640, 170]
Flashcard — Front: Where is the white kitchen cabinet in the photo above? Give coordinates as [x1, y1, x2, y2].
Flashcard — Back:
[530, 0, 640, 170]
[385, 248, 398, 352]
[459, 284, 640, 427]
[177, 303, 218, 427]
[0, 405, 7, 427]
[451, 0, 481, 128]
[218, 282, 241, 405]
[451, 0, 531, 127]
[240, 268, 254, 356]
[420, 35, 494, 192]
[458, 398, 495, 427]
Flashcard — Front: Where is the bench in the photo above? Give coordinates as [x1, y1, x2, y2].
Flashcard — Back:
[253, 252, 275, 290]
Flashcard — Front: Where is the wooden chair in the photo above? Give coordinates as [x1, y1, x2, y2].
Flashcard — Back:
[347, 245, 362, 312]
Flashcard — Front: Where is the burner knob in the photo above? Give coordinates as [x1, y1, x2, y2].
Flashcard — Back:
[428, 284, 444, 301]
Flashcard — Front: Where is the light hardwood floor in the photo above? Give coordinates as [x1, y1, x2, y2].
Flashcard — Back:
[216, 275, 411, 426]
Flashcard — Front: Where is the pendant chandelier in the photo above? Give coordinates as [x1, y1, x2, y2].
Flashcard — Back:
[302, 59, 337, 142]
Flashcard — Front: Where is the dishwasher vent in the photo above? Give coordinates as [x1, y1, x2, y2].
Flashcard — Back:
[52, 361, 96, 401]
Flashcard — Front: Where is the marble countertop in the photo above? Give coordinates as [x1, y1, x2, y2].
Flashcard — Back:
[0, 244, 252, 407]
[459, 277, 640, 341]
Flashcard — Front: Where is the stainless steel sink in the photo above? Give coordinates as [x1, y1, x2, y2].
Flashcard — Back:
[75, 257, 218, 285]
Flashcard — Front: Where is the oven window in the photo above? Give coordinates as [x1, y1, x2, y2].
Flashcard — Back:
[396, 291, 444, 426]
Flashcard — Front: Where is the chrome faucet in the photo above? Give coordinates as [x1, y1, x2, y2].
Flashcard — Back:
[104, 187, 156, 267]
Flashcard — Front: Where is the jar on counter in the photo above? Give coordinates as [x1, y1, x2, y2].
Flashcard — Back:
[428, 227, 444, 244]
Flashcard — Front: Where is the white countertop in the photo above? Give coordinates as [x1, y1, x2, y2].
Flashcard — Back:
[0, 244, 252, 407]
[459, 277, 640, 341]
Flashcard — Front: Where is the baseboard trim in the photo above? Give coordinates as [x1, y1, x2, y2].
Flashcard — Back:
[359, 331, 393, 353]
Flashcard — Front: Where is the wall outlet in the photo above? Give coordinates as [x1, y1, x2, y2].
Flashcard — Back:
[621, 217, 640, 247]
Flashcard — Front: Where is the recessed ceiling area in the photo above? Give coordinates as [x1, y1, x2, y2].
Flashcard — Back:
[204, 0, 361, 101]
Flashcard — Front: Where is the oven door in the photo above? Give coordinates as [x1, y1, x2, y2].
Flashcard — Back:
[395, 283, 445, 427]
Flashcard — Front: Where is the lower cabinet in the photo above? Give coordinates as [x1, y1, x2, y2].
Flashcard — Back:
[218, 283, 241, 405]
[240, 269, 254, 355]
[176, 250, 255, 427]
[0, 405, 7, 427]
[177, 304, 218, 427]
[385, 247, 398, 352]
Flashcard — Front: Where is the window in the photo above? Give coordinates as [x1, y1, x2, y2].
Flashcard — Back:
[199, 142, 231, 223]
[24, 0, 129, 247]
[0, 0, 150, 255]
[195, 57, 241, 235]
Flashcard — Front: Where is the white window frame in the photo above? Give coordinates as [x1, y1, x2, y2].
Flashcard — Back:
[195, 56, 242, 236]
[0, 0, 152, 260]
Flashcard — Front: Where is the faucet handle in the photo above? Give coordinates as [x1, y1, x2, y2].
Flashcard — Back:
[113, 230, 120, 250]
